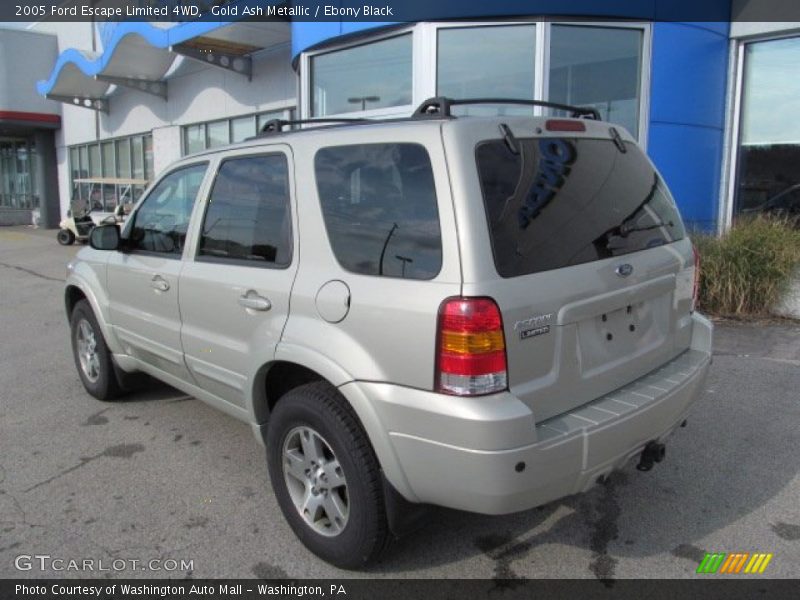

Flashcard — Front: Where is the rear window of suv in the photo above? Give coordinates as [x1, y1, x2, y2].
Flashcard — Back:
[475, 136, 686, 278]
[315, 143, 442, 280]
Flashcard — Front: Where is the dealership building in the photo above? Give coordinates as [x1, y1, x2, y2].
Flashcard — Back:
[0, 0, 797, 231]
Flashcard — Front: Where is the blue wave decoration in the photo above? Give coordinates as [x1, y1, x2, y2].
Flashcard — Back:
[36, 20, 230, 96]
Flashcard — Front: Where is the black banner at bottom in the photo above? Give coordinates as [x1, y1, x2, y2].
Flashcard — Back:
[3, 579, 799, 600]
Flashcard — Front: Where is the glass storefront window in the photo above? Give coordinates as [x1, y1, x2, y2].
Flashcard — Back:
[1, 141, 18, 207]
[143, 135, 153, 181]
[67, 133, 154, 210]
[184, 124, 205, 155]
[131, 136, 144, 180]
[304, 23, 649, 139]
[181, 108, 294, 155]
[735, 36, 800, 218]
[76, 146, 89, 205]
[101, 142, 114, 177]
[206, 120, 229, 148]
[79, 146, 89, 179]
[16, 142, 29, 199]
[0, 139, 38, 209]
[88, 145, 101, 178]
[311, 34, 412, 116]
[231, 115, 255, 143]
[116, 139, 131, 178]
[70, 148, 80, 181]
[549, 25, 643, 137]
[438, 25, 536, 116]
[30, 145, 38, 202]
[101, 140, 117, 210]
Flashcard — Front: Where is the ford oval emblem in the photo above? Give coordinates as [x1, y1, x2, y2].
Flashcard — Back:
[616, 263, 634, 277]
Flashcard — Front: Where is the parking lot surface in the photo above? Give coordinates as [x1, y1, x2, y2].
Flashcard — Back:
[1, 226, 799, 580]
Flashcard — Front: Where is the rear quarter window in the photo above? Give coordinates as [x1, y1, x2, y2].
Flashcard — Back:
[476, 137, 686, 277]
[314, 143, 442, 280]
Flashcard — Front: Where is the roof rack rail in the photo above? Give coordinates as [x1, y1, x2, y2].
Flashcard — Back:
[255, 117, 371, 136]
[412, 97, 601, 120]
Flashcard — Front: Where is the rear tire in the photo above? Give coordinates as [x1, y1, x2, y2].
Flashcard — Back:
[57, 229, 75, 246]
[69, 299, 122, 401]
[266, 382, 389, 569]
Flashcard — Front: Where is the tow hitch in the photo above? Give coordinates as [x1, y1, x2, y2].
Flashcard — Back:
[636, 441, 666, 472]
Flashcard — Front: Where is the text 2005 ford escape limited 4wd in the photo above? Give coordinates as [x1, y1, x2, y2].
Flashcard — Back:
[65, 97, 712, 568]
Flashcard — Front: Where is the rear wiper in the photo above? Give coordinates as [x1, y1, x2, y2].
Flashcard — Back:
[618, 219, 673, 237]
[499, 123, 520, 155]
[609, 127, 627, 153]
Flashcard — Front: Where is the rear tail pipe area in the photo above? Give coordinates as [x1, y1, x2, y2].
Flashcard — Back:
[636, 441, 666, 472]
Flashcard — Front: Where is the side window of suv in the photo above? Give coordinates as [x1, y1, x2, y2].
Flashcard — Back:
[198, 154, 292, 266]
[128, 163, 207, 255]
[314, 143, 442, 280]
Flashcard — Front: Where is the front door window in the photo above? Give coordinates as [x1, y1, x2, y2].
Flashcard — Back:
[127, 163, 207, 256]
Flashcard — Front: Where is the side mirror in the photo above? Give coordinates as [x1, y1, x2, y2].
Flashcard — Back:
[89, 224, 120, 251]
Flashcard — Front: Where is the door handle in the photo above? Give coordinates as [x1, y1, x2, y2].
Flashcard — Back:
[150, 275, 170, 292]
[238, 291, 271, 312]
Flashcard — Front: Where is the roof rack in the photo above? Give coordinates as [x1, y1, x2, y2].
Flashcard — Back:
[411, 97, 601, 120]
[245, 97, 600, 140]
[255, 117, 371, 136]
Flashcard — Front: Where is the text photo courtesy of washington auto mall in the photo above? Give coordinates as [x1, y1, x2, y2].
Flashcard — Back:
[1, 0, 800, 599]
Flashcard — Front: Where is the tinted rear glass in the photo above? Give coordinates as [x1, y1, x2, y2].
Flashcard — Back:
[315, 143, 442, 280]
[476, 137, 685, 277]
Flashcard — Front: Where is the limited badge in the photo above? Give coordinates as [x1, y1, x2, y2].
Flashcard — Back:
[520, 325, 550, 340]
[515, 313, 553, 340]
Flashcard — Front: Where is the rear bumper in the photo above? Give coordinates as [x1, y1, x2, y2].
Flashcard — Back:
[342, 313, 712, 514]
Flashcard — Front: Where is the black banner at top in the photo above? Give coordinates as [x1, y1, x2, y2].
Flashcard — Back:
[5, 0, 800, 23]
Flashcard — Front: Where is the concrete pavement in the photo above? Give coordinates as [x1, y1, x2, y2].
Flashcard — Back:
[1, 226, 798, 580]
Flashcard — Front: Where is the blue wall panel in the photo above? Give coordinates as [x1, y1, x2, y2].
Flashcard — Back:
[649, 123, 725, 230]
[291, 22, 348, 60]
[649, 22, 729, 129]
[648, 22, 730, 231]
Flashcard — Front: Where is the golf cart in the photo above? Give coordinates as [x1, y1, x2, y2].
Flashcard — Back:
[57, 177, 146, 245]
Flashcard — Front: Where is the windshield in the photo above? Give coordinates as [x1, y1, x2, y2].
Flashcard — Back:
[475, 136, 685, 277]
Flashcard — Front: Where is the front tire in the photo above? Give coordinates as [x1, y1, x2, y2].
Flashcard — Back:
[266, 382, 389, 569]
[57, 229, 75, 245]
[70, 300, 122, 401]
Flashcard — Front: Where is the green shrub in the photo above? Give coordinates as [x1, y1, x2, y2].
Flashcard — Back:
[693, 216, 800, 317]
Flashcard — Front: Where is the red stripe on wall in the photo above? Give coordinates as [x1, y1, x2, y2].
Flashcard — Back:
[0, 111, 61, 125]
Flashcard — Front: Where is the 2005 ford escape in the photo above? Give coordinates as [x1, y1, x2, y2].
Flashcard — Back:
[65, 97, 712, 568]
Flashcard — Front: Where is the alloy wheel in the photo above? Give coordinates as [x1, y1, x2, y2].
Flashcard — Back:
[76, 319, 100, 383]
[282, 426, 349, 537]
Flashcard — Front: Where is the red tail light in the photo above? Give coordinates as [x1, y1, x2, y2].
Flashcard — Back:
[692, 244, 701, 312]
[435, 297, 508, 396]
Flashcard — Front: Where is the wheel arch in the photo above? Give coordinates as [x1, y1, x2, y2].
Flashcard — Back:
[64, 284, 87, 319]
[252, 360, 325, 424]
[64, 272, 121, 355]
[251, 344, 355, 424]
[251, 349, 417, 502]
